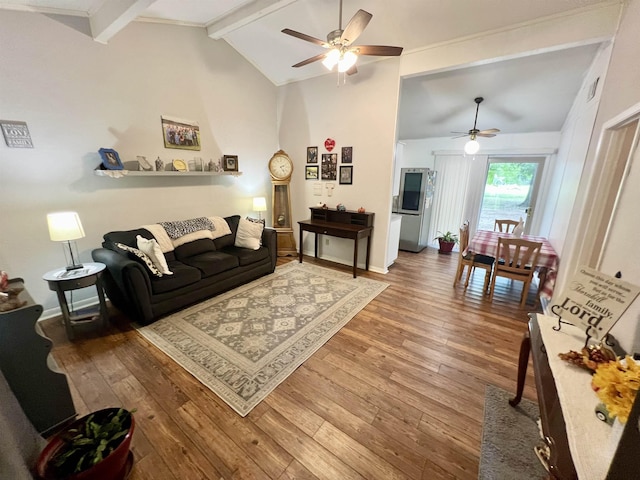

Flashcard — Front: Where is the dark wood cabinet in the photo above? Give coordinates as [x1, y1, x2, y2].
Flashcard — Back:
[0, 279, 76, 436]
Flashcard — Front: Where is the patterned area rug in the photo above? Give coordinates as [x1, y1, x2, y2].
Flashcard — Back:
[479, 384, 547, 480]
[135, 262, 388, 416]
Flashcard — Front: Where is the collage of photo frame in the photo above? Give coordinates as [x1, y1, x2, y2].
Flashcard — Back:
[306, 145, 353, 185]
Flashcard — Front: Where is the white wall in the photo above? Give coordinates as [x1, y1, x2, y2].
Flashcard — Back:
[277, 59, 402, 273]
[558, 0, 640, 352]
[0, 11, 277, 314]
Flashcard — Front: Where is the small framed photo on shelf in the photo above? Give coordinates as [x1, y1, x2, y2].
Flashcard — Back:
[223, 155, 238, 171]
[339, 165, 353, 185]
[305, 165, 319, 180]
[341, 146, 352, 163]
[99, 148, 123, 170]
[307, 146, 318, 163]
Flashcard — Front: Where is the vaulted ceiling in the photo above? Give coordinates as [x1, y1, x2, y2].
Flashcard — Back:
[2, 0, 614, 139]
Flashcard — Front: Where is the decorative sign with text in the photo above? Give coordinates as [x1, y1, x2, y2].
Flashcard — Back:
[551, 266, 640, 341]
[1, 120, 33, 148]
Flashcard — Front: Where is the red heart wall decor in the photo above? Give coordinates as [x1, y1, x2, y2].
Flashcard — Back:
[324, 138, 335, 152]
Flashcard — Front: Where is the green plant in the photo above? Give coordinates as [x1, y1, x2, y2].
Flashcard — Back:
[51, 408, 135, 476]
[434, 231, 459, 244]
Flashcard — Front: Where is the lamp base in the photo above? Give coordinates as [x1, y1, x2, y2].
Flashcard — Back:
[65, 263, 84, 271]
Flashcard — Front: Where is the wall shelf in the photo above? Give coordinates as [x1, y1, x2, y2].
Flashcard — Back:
[94, 168, 242, 178]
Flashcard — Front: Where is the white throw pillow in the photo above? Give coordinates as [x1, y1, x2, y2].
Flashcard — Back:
[136, 235, 173, 275]
[234, 217, 264, 250]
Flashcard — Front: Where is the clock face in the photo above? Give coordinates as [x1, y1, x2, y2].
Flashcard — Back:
[269, 153, 293, 180]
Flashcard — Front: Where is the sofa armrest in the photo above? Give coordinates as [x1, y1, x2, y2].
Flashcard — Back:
[91, 248, 155, 323]
[262, 228, 277, 272]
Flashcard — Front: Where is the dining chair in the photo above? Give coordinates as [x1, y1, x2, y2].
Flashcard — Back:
[489, 237, 543, 308]
[453, 222, 495, 293]
[494, 219, 520, 233]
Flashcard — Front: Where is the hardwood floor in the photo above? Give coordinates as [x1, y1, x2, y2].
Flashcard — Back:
[41, 248, 541, 479]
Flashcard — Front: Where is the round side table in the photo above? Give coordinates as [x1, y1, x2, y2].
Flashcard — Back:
[42, 262, 109, 340]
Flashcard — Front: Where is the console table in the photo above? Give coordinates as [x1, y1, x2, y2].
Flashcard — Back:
[511, 314, 640, 479]
[298, 207, 374, 278]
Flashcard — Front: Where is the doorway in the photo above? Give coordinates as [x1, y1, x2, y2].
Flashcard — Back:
[477, 157, 545, 233]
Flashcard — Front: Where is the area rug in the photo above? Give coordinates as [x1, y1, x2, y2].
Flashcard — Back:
[478, 384, 547, 480]
[135, 262, 388, 416]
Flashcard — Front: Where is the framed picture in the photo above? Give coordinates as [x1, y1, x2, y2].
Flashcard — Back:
[305, 165, 319, 180]
[99, 148, 123, 170]
[339, 165, 353, 185]
[223, 155, 238, 171]
[321, 153, 337, 180]
[307, 146, 318, 163]
[341, 146, 353, 163]
[161, 115, 201, 151]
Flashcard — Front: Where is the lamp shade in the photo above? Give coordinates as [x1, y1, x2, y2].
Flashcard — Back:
[464, 139, 480, 155]
[322, 49, 340, 70]
[338, 51, 358, 72]
[47, 212, 85, 241]
[253, 197, 267, 212]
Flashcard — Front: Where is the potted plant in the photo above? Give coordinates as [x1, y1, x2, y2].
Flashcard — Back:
[434, 231, 459, 254]
[36, 407, 135, 480]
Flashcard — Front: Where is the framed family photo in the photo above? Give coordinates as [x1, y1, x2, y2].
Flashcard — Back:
[305, 165, 319, 180]
[99, 148, 123, 170]
[223, 155, 238, 171]
[307, 146, 318, 163]
[339, 165, 353, 185]
[161, 115, 201, 151]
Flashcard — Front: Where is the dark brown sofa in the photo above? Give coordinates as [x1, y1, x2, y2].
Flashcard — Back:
[92, 215, 277, 325]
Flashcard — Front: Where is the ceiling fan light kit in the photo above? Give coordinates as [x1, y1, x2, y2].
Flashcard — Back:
[281, 0, 402, 80]
[452, 97, 500, 154]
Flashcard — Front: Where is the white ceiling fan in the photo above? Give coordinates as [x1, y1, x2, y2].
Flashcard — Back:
[451, 97, 500, 154]
[281, 0, 403, 75]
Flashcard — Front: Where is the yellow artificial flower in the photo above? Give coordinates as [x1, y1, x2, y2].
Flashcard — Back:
[592, 356, 640, 424]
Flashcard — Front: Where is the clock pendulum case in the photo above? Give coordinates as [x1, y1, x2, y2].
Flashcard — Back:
[268, 150, 297, 256]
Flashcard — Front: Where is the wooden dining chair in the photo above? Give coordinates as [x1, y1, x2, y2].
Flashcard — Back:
[494, 219, 519, 233]
[489, 237, 543, 307]
[453, 222, 495, 293]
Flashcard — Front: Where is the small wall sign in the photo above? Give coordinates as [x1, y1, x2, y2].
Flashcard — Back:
[1, 120, 33, 148]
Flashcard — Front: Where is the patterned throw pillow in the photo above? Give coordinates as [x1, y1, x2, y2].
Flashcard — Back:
[115, 242, 163, 277]
[246, 216, 266, 226]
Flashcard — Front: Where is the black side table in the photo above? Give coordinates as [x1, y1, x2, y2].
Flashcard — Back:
[42, 262, 108, 340]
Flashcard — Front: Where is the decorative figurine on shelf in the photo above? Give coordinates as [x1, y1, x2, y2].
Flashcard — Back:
[358, 207, 365, 213]
[322, 203, 328, 209]
[336, 203, 346, 211]
[155, 156, 164, 172]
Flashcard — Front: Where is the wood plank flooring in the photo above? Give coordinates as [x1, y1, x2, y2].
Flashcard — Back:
[41, 248, 541, 479]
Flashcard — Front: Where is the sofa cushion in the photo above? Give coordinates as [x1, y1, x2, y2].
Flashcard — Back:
[150, 261, 201, 294]
[213, 215, 240, 249]
[174, 238, 216, 260]
[221, 245, 270, 266]
[180, 251, 239, 277]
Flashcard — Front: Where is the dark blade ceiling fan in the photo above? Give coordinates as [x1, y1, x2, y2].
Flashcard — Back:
[451, 97, 500, 139]
[281, 0, 403, 75]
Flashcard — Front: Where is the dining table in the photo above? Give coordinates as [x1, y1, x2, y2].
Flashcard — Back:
[467, 230, 560, 300]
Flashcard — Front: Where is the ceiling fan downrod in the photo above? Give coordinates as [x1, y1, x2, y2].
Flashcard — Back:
[472, 96, 484, 132]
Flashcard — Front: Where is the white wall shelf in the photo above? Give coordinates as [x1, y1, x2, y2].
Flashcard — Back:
[94, 168, 242, 178]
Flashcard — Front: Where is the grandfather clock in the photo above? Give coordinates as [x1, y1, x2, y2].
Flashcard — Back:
[268, 150, 297, 256]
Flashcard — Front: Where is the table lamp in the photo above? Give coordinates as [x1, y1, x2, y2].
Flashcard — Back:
[253, 197, 267, 221]
[47, 211, 85, 270]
